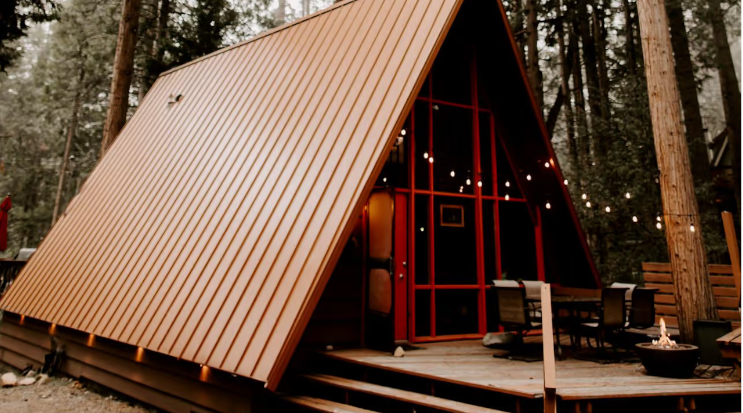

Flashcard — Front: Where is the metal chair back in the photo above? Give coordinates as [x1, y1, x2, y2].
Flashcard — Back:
[496, 287, 529, 326]
[601, 288, 627, 328]
[629, 288, 656, 328]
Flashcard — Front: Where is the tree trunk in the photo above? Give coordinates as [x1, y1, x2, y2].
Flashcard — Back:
[101, 0, 143, 157]
[707, 0, 741, 213]
[509, 0, 527, 64]
[571, 27, 591, 168]
[593, 3, 610, 122]
[53, 63, 85, 225]
[637, 0, 717, 343]
[526, 0, 543, 111]
[276, 0, 286, 23]
[666, 0, 711, 192]
[154, 0, 170, 63]
[577, 0, 602, 123]
[557, 0, 579, 179]
[623, 0, 637, 73]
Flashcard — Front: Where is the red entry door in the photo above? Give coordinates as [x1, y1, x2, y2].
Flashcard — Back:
[393, 193, 408, 343]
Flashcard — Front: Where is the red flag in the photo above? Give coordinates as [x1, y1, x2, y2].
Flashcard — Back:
[0, 195, 10, 252]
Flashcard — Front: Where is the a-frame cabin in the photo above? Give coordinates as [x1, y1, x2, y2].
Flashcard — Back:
[0, 0, 606, 411]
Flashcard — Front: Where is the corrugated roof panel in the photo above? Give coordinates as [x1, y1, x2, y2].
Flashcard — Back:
[0, 0, 462, 388]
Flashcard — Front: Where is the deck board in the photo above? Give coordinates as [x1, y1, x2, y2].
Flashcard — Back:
[323, 339, 741, 401]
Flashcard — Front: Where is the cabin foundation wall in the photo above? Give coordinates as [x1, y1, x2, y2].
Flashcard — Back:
[0, 313, 268, 413]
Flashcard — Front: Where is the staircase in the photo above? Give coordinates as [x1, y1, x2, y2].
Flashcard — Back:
[278, 352, 528, 413]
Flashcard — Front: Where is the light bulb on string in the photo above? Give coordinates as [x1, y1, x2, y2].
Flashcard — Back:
[656, 222, 662, 230]
[586, 201, 591, 208]
[423, 152, 429, 159]
[401, 129, 406, 136]
[564, 179, 569, 185]
[605, 206, 611, 213]
[429, 157, 434, 164]
[526, 174, 532, 181]
[656, 216, 662, 222]
[450, 170, 455, 177]
[690, 223, 696, 233]
[383, 177, 387, 183]
[505, 194, 510, 201]
[466, 178, 472, 186]
[632, 216, 638, 223]
[459, 186, 463, 193]
[477, 180, 483, 187]
[582, 194, 587, 200]
[625, 192, 631, 199]
[420, 227, 425, 232]
[546, 202, 551, 209]
[544, 162, 550, 168]
[505, 181, 510, 188]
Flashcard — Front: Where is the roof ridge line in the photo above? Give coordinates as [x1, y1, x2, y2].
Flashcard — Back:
[159, 0, 362, 78]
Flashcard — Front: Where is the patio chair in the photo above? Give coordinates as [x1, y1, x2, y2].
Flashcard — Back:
[694, 320, 735, 374]
[628, 288, 656, 329]
[495, 287, 541, 344]
[610, 282, 636, 301]
[579, 288, 627, 351]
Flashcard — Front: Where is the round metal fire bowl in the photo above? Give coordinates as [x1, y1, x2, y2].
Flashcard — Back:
[636, 343, 699, 378]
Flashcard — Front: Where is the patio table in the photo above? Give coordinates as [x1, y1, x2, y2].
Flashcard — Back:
[526, 295, 601, 356]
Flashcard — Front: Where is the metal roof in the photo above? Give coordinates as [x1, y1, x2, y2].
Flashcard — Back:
[0, 0, 462, 388]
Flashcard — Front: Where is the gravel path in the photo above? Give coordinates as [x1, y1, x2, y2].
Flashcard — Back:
[0, 363, 156, 413]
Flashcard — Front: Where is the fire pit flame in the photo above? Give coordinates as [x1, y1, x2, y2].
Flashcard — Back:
[651, 318, 677, 348]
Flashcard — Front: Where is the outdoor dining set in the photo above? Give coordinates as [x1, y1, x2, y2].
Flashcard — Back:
[490, 280, 660, 359]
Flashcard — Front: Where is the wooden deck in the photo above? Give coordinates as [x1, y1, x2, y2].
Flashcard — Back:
[322, 338, 741, 402]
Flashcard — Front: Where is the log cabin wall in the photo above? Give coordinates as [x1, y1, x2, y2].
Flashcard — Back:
[0, 312, 268, 413]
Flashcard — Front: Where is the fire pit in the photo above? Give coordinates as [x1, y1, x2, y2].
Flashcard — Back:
[636, 319, 699, 378]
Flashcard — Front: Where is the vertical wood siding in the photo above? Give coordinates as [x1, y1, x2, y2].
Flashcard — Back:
[0, 0, 462, 388]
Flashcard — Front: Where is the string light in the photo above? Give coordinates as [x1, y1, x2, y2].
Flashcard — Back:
[420, 227, 425, 232]
[544, 162, 550, 168]
[505, 181, 510, 187]
[546, 202, 551, 209]
[582, 194, 587, 200]
[459, 186, 463, 193]
[564, 179, 569, 185]
[383, 177, 387, 183]
[505, 194, 510, 201]
[656, 222, 662, 230]
[423, 152, 429, 159]
[690, 223, 696, 233]
[401, 129, 406, 136]
[586, 201, 591, 208]
[477, 180, 482, 187]
[632, 216, 638, 222]
[625, 192, 631, 199]
[450, 170, 456, 177]
[656, 216, 662, 222]
[526, 174, 532, 181]
[429, 157, 434, 164]
[466, 178, 472, 186]
[605, 206, 611, 213]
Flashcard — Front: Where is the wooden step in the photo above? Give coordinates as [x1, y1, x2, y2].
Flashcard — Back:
[302, 374, 509, 413]
[282, 395, 380, 413]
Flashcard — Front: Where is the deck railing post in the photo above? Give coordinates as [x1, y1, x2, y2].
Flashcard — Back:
[541, 284, 557, 413]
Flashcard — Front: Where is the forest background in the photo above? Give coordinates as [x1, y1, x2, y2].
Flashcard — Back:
[0, 0, 740, 285]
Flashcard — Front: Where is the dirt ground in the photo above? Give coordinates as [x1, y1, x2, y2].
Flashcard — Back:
[0, 362, 156, 413]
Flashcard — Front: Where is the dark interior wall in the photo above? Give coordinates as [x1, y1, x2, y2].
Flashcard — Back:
[468, 0, 598, 287]
[299, 215, 365, 349]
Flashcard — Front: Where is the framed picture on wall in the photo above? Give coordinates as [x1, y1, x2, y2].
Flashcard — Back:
[440, 204, 465, 227]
